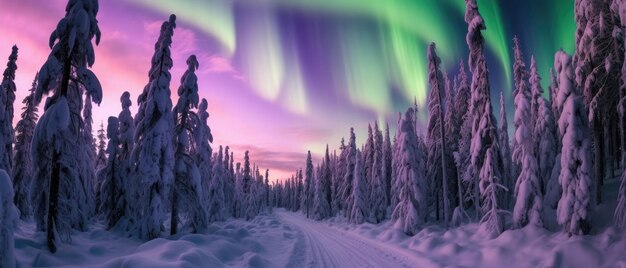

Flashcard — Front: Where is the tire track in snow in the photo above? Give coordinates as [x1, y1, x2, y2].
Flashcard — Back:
[277, 211, 436, 268]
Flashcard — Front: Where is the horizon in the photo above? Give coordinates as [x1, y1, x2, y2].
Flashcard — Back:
[0, 0, 574, 181]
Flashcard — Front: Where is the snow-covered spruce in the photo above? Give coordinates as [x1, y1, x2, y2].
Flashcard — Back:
[426, 43, 451, 224]
[98, 117, 123, 229]
[350, 150, 367, 224]
[131, 14, 176, 240]
[116, 91, 135, 230]
[12, 75, 39, 219]
[171, 55, 206, 234]
[0, 46, 18, 177]
[391, 108, 427, 235]
[383, 123, 393, 209]
[194, 98, 213, 213]
[555, 50, 594, 235]
[0, 169, 17, 268]
[32, 0, 102, 252]
[95, 121, 107, 171]
[452, 60, 471, 225]
[535, 96, 559, 208]
[340, 128, 357, 217]
[510, 36, 528, 183]
[498, 92, 513, 209]
[511, 54, 542, 228]
[465, 0, 507, 236]
[369, 122, 386, 223]
[208, 146, 226, 222]
[302, 151, 313, 218]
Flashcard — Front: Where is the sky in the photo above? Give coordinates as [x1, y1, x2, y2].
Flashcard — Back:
[0, 0, 574, 181]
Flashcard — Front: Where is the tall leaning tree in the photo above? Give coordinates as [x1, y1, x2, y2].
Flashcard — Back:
[465, 0, 506, 237]
[131, 14, 176, 240]
[0, 46, 18, 177]
[32, 0, 102, 252]
[426, 43, 450, 225]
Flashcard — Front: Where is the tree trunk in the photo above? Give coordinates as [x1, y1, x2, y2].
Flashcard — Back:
[594, 119, 604, 205]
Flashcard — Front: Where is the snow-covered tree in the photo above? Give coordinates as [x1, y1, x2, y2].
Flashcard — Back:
[341, 128, 357, 216]
[426, 43, 451, 224]
[313, 162, 330, 220]
[195, 98, 213, 209]
[0, 46, 17, 177]
[511, 36, 528, 181]
[391, 108, 427, 235]
[369, 122, 386, 223]
[511, 60, 543, 228]
[555, 51, 594, 235]
[0, 170, 17, 268]
[95, 121, 107, 170]
[536, 96, 559, 208]
[32, 0, 103, 252]
[465, 0, 506, 235]
[98, 117, 123, 229]
[498, 92, 513, 208]
[318, 145, 332, 218]
[208, 146, 226, 222]
[12, 75, 39, 219]
[574, 0, 623, 204]
[83, 94, 97, 173]
[383, 123, 393, 208]
[117, 91, 134, 229]
[453, 60, 472, 220]
[615, 0, 626, 229]
[171, 55, 206, 234]
[131, 14, 176, 240]
[350, 150, 367, 224]
[302, 151, 313, 218]
[529, 56, 543, 134]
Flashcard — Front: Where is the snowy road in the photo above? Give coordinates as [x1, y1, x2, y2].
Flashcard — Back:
[277, 211, 433, 268]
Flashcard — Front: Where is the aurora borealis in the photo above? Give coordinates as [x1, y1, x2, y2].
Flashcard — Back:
[0, 0, 574, 181]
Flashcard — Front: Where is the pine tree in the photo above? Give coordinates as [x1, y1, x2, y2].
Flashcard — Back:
[95, 121, 107, 171]
[131, 14, 176, 240]
[369, 122, 386, 223]
[313, 163, 330, 220]
[320, 145, 332, 218]
[13, 75, 39, 219]
[208, 146, 226, 222]
[341, 128, 357, 216]
[0, 170, 17, 268]
[498, 92, 513, 209]
[511, 60, 543, 228]
[391, 108, 427, 235]
[443, 71, 460, 216]
[117, 91, 134, 229]
[303, 151, 313, 218]
[98, 117, 123, 229]
[465, 0, 506, 236]
[453, 60, 471, 221]
[555, 51, 594, 235]
[426, 43, 451, 224]
[383, 123, 393, 208]
[350, 150, 367, 224]
[574, 0, 623, 204]
[536, 96, 559, 208]
[511, 36, 528, 181]
[0, 46, 17, 177]
[171, 55, 206, 234]
[32, 0, 102, 252]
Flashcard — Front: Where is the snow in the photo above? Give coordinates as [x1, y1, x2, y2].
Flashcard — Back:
[11, 200, 626, 268]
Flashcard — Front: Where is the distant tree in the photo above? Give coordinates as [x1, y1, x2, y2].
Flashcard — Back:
[208, 146, 226, 222]
[302, 151, 313, 218]
[95, 121, 107, 171]
[341, 128, 357, 216]
[369, 122, 386, 223]
[98, 117, 123, 229]
[350, 150, 367, 224]
[383, 123, 393, 208]
[13, 75, 39, 219]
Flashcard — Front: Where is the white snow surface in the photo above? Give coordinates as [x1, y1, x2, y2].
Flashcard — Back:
[13, 199, 626, 267]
